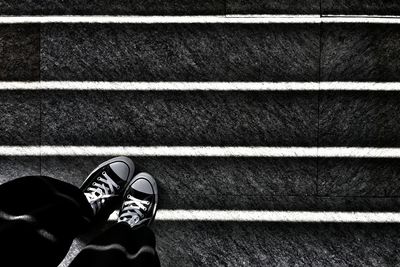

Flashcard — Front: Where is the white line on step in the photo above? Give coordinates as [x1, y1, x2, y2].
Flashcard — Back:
[1, 82, 400, 91]
[323, 14, 400, 18]
[1, 146, 400, 158]
[0, 81, 320, 91]
[1, 15, 400, 24]
[319, 82, 400, 91]
[108, 210, 400, 223]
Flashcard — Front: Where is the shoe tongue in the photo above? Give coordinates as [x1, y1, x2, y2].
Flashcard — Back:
[104, 167, 129, 189]
[131, 188, 153, 200]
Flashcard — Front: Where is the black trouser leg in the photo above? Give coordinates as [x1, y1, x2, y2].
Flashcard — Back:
[70, 222, 160, 267]
[0, 176, 93, 267]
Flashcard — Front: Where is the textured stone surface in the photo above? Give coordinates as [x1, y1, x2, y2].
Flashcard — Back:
[60, 222, 400, 266]
[0, 91, 41, 145]
[0, 0, 224, 15]
[3, 0, 399, 16]
[0, 157, 40, 184]
[0, 24, 40, 81]
[322, 0, 400, 15]
[41, 24, 320, 81]
[0, 0, 322, 15]
[303, 197, 400, 212]
[41, 91, 318, 146]
[40, 156, 400, 212]
[41, 156, 317, 210]
[321, 24, 400, 81]
[154, 222, 400, 266]
[159, 195, 400, 212]
[319, 92, 400, 147]
[227, 0, 320, 14]
[2, 7, 400, 267]
[319, 158, 400, 197]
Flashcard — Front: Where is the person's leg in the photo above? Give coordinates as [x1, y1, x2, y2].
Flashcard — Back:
[69, 223, 160, 267]
[70, 172, 160, 267]
[0, 176, 94, 267]
[0, 156, 135, 267]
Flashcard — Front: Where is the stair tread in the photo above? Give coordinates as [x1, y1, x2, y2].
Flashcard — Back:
[3, 1, 400, 15]
[40, 24, 320, 82]
[319, 91, 400, 147]
[40, 91, 318, 146]
[322, 0, 400, 15]
[0, 0, 319, 15]
[321, 24, 400, 82]
[1, 156, 400, 211]
[59, 221, 400, 266]
[0, 25, 39, 81]
[4, 24, 400, 82]
[0, 91, 40, 145]
[4, 90, 400, 147]
[226, 0, 320, 15]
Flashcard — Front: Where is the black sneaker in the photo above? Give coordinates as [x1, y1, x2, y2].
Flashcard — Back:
[118, 172, 158, 228]
[81, 156, 135, 217]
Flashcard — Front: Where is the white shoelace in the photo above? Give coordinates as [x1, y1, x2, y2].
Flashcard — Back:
[84, 171, 120, 214]
[118, 195, 150, 227]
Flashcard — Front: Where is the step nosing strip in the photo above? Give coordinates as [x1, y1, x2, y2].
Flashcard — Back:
[2, 146, 400, 158]
[1, 15, 400, 24]
[1, 82, 400, 91]
[109, 210, 400, 223]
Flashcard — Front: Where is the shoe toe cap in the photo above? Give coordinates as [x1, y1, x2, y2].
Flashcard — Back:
[110, 162, 130, 181]
[132, 178, 154, 194]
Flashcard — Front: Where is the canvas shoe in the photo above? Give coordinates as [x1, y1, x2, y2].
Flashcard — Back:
[118, 172, 158, 228]
[81, 156, 135, 216]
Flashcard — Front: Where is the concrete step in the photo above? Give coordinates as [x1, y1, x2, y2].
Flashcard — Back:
[319, 158, 400, 197]
[59, 221, 400, 266]
[40, 91, 317, 146]
[41, 156, 400, 210]
[154, 222, 400, 266]
[1, 3, 400, 267]
[40, 24, 319, 81]
[321, 24, 400, 82]
[0, 156, 40, 183]
[2, 156, 400, 211]
[40, 156, 316, 210]
[322, 0, 400, 15]
[0, 90, 318, 146]
[4, 24, 400, 82]
[3, 0, 400, 16]
[320, 91, 400, 147]
[0, 91, 40, 145]
[226, 0, 319, 15]
[0, 0, 320, 15]
[4, 90, 400, 148]
[0, 90, 317, 146]
[0, 0, 225, 15]
[0, 25, 39, 81]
